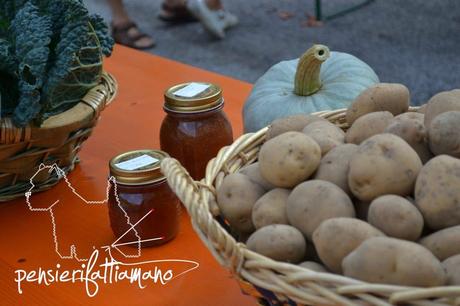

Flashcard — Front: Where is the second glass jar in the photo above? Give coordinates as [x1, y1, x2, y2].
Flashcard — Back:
[160, 82, 233, 180]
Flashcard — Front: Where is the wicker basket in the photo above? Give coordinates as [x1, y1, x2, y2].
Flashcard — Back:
[0, 72, 117, 201]
[161, 108, 460, 306]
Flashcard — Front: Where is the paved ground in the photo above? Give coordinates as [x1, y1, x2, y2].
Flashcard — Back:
[85, 0, 460, 105]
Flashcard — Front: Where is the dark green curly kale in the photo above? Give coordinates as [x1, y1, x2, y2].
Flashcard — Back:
[0, 39, 19, 115]
[0, 0, 114, 126]
[89, 14, 115, 57]
[10, 1, 52, 126]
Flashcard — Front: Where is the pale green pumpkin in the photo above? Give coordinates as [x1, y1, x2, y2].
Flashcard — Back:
[243, 45, 379, 132]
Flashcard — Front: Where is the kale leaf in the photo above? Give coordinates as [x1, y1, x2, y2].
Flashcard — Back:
[10, 1, 52, 126]
[0, 0, 114, 126]
[89, 14, 115, 57]
[0, 38, 19, 115]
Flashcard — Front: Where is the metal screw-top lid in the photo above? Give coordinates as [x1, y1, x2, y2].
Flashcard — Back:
[164, 82, 223, 113]
[109, 149, 169, 185]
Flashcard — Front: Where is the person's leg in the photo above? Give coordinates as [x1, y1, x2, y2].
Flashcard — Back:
[107, 0, 131, 25]
[186, 0, 238, 39]
[107, 0, 155, 49]
[160, 0, 197, 22]
[164, 0, 221, 10]
[204, 0, 223, 10]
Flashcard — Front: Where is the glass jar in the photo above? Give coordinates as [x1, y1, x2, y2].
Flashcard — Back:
[108, 149, 180, 248]
[160, 82, 233, 180]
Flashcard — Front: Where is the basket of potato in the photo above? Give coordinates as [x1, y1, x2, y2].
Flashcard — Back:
[161, 84, 460, 305]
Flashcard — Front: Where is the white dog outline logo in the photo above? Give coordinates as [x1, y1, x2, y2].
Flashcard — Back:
[24, 163, 161, 261]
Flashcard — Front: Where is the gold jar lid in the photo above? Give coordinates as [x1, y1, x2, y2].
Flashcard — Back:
[164, 82, 223, 113]
[109, 149, 169, 185]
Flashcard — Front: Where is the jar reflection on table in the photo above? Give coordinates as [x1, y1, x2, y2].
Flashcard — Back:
[108, 150, 180, 248]
[160, 82, 233, 180]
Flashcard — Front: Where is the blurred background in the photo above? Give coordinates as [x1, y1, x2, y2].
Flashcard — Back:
[85, 0, 460, 105]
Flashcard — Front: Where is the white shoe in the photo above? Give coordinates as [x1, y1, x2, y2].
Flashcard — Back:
[186, 0, 239, 39]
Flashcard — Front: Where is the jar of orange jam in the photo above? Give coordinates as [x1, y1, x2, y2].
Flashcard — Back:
[160, 82, 233, 180]
[108, 149, 180, 247]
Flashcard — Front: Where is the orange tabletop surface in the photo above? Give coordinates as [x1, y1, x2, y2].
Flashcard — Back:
[0, 45, 257, 306]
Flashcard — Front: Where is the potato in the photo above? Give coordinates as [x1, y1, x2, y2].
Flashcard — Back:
[314, 144, 358, 195]
[385, 115, 433, 164]
[246, 224, 306, 263]
[346, 83, 410, 125]
[414, 155, 460, 229]
[348, 134, 423, 202]
[442, 255, 460, 285]
[394, 111, 424, 123]
[287, 180, 355, 240]
[419, 225, 460, 261]
[216, 173, 265, 233]
[266, 114, 326, 140]
[252, 188, 290, 229]
[428, 111, 460, 158]
[259, 132, 321, 188]
[424, 89, 460, 128]
[345, 111, 394, 144]
[299, 261, 328, 273]
[418, 103, 428, 114]
[368, 195, 424, 241]
[312, 218, 384, 273]
[302, 121, 345, 155]
[239, 162, 275, 191]
[342, 237, 446, 287]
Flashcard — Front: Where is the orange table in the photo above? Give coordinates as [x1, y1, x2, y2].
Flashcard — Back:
[0, 45, 257, 306]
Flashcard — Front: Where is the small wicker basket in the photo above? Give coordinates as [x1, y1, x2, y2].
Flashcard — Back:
[161, 108, 460, 306]
[0, 72, 117, 201]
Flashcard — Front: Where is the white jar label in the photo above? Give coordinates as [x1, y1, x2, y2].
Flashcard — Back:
[115, 154, 159, 171]
[173, 83, 210, 98]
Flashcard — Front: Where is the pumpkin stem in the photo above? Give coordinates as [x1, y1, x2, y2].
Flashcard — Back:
[294, 44, 330, 96]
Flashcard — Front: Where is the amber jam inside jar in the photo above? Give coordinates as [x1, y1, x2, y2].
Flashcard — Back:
[108, 150, 180, 248]
[160, 82, 233, 180]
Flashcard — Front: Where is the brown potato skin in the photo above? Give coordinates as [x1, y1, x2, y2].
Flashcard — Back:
[394, 112, 424, 122]
[216, 173, 265, 234]
[368, 195, 424, 241]
[348, 134, 423, 202]
[246, 224, 306, 263]
[424, 89, 460, 128]
[342, 237, 446, 287]
[239, 162, 275, 191]
[313, 144, 358, 195]
[299, 261, 328, 272]
[312, 218, 384, 273]
[287, 180, 355, 240]
[302, 121, 345, 156]
[385, 116, 433, 164]
[346, 83, 410, 125]
[259, 132, 321, 188]
[428, 111, 460, 158]
[266, 114, 326, 140]
[345, 111, 394, 144]
[252, 188, 290, 229]
[442, 254, 460, 285]
[419, 225, 460, 261]
[418, 103, 428, 114]
[414, 155, 460, 230]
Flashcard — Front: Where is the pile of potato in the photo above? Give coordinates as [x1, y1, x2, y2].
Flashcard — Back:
[216, 84, 460, 287]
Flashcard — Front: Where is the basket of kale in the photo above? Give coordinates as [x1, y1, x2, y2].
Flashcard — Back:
[0, 0, 117, 200]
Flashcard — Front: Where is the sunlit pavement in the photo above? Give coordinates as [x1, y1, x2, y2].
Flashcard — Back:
[85, 0, 460, 105]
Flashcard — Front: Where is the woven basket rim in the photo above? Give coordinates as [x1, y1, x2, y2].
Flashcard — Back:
[161, 107, 460, 306]
[0, 72, 117, 130]
[0, 72, 117, 201]
[39, 72, 117, 129]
